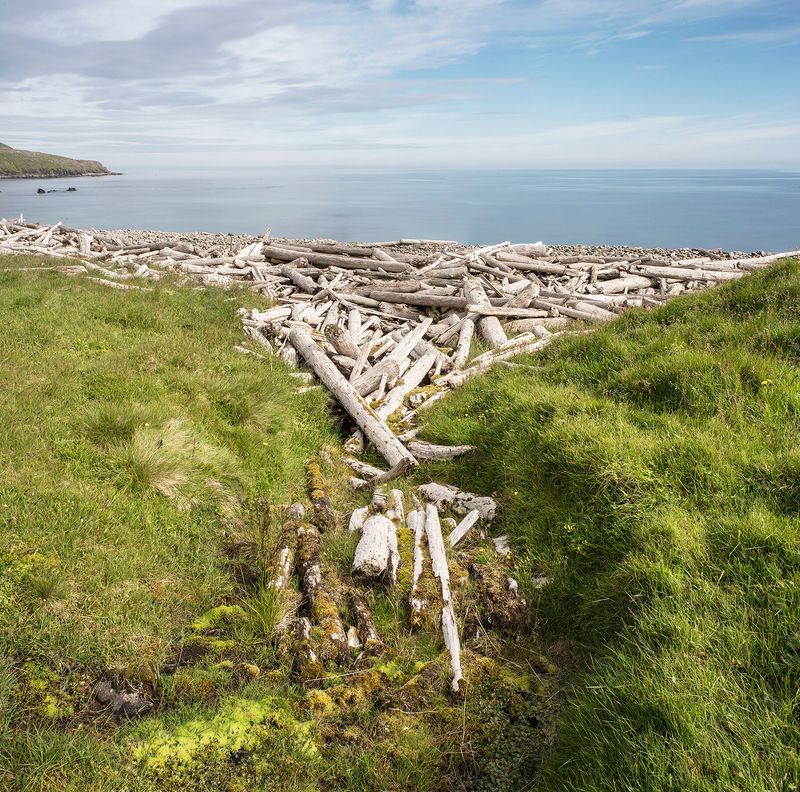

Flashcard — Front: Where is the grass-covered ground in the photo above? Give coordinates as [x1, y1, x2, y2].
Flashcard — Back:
[0, 143, 111, 178]
[0, 256, 555, 792]
[420, 259, 800, 791]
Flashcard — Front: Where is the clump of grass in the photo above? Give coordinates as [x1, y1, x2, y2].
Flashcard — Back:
[240, 579, 300, 641]
[113, 418, 242, 512]
[421, 259, 800, 791]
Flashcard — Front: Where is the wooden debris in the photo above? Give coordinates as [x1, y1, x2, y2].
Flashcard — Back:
[306, 459, 338, 532]
[418, 482, 497, 522]
[295, 520, 349, 665]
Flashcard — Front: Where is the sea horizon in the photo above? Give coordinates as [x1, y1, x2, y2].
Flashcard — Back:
[2, 167, 799, 251]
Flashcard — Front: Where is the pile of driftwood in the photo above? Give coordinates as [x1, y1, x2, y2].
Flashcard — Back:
[284, 463, 514, 694]
[4, 217, 797, 479]
[234, 237, 799, 480]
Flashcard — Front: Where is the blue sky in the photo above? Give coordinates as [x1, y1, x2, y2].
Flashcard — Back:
[1, 0, 798, 169]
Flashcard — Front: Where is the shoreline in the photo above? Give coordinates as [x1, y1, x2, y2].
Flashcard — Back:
[0, 172, 122, 180]
[104, 226, 765, 263]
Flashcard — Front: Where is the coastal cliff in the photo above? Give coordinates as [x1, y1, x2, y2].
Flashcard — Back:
[0, 142, 116, 178]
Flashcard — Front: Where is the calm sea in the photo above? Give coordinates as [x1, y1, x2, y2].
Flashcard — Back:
[1, 169, 798, 250]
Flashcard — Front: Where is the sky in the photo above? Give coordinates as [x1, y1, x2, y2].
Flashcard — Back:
[1, 0, 798, 170]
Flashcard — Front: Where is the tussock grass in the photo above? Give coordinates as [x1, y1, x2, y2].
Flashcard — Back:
[421, 259, 800, 791]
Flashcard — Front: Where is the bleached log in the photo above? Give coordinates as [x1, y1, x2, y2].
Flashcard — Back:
[408, 505, 428, 622]
[264, 244, 409, 273]
[424, 504, 462, 692]
[375, 352, 436, 419]
[453, 318, 474, 370]
[463, 276, 507, 348]
[437, 333, 561, 390]
[348, 506, 369, 533]
[465, 305, 550, 319]
[352, 358, 400, 397]
[593, 275, 654, 294]
[628, 264, 743, 282]
[418, 482, 497, 522]
[448, 510, 480, 548]
[289, 326, 417, 477]
[280, 262, 317, 293]
[406, 441, 475, 460]
[324, 325, 360, 359]
[353, 514, 398, 582]
[733, 251, 800, 269]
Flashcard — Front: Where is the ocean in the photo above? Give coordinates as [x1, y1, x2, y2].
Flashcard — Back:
[1, 169, 798, 251]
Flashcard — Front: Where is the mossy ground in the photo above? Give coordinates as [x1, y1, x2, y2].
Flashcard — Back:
[0, 256, 555, 791]
[420, 259, 800, 791]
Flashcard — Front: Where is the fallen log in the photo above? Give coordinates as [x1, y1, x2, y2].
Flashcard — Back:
[295, 520, 349, 665]
[424, 504, 463, 692]
[306, 459, 338, 532]
[463, 276, 507, 348]
[289, 327, 417, 477]
[418, 482, 497, 522]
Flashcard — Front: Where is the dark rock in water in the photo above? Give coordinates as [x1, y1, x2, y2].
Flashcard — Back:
[36, 186, 78, 194]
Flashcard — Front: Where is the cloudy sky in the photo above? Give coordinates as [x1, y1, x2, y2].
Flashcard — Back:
[1, 0, 798, 170]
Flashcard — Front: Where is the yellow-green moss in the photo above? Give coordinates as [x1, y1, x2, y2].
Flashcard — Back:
[189, 604, 246, 633]
[134, 697, 318, 782]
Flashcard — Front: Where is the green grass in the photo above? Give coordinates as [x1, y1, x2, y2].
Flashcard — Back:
[420, 259, 800, 791]
[0, 256, 338, 789]
[0, 142, 110, 177]
[0, 256, 552, 792]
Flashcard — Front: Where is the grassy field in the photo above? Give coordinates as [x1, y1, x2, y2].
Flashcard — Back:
[0, 256, 556, 792]
[420, 259, 800, 791]
[0, 143, 110, 177]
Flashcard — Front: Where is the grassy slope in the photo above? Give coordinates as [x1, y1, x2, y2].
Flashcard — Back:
[0, 143, 110, 177]
[420, 260, 800, 790]
[0, 257, 339, 789]
[0, 257, 554, 792]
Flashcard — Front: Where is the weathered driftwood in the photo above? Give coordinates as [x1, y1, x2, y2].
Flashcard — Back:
[295, 520, 349, 665]
[353, 513, 399, 583]
[418, 482, 497, 522]
[463, 276, 507, 348]
[406, 440, 475, 460]
[448, 509, 480, 548]
[424, 504, 463, 692]
[453, 317, 475, 370]
[289, 327, 417, 477]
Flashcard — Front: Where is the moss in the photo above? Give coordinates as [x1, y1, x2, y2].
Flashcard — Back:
[18, 659, 75, 720]
[305, 688, 336, 717]
[306, 458, 337, 532]
[311, 590, 349, 665]
[240, 663, 260, 679]
[329, 669, 385, 711]
[189, 604, 246, 633]
[134, 696, 319, 785]
[396, 522, 414, 595]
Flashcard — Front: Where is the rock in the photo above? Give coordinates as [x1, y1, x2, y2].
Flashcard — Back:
[37, 188, 45, 194]
[92, 679, 151, 717]
[67, 187, 77, 192]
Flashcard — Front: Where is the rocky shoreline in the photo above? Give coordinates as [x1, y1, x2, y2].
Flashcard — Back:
[0, 172, 122, 179]
[105, 226, 767, 264]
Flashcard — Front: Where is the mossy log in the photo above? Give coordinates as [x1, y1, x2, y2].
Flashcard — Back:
[305, 459, 338, 532]
[295, 522, 349, 666]
[348, 590, 385, 654]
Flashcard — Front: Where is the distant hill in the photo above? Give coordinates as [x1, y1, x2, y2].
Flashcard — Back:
[0, 142, 116, 178]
